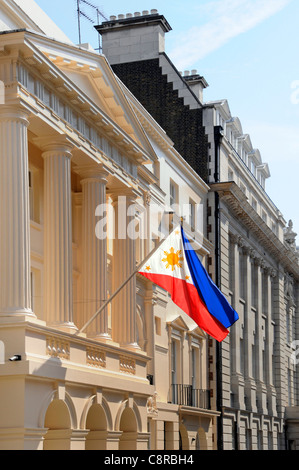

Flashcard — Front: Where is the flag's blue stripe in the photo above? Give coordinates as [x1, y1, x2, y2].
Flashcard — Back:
[181, 227, 239, 329]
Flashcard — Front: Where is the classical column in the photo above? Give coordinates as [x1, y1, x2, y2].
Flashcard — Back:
[0, 106, 34, 317]
[111, 190, 140, 350]
[81, 168, 110, 340]
[42, 138, 76, 332]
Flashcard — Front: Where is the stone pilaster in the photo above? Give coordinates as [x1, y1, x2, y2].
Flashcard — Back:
[42, 138, 76, 332]
[229, 234, 245, 408]
[243, 247, 257, 412]
[265, 267, 277, 416]
[0, 106, 34, 317]
[255, 257, 268, 414]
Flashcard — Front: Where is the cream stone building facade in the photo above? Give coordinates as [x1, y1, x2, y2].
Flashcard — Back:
[97, 10, 299, 450]
[0, 1, 218, 451]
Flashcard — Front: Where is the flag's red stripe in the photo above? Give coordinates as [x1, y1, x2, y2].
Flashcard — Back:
[140, 272, 229, 342]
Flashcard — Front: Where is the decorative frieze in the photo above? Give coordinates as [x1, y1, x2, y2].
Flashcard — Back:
[46, 336, 70, 360]
[119, 356, 136, 375]
[86, 348, 106, 368]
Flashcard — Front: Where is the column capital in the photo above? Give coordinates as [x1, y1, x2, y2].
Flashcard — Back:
[229, 233, 239, 245]
[109, 187, 141, 203]
[33, 135, 75, 155]
[254, 256, 264, 268]
[0, 105, 30, 124]
[75, 163, 110, 183]
[242, 245, 252, 256]
[263, 265, 277, 278]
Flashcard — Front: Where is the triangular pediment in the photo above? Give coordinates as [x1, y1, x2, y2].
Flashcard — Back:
[0, 1, 157, 163]
[167, 313, 189, 332]
[189, 325, 207, 340]
[166, 302, 207, 335]
[57, 63, 141, 143]
[31, 38, 157, 160]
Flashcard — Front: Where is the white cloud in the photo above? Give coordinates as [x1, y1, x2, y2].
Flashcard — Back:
[169, 0, 292, 69]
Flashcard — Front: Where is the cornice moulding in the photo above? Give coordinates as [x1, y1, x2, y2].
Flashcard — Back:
[210, 181, 299, 278]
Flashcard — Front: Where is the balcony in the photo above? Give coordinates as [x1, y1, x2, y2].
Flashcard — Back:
[170, 384, 211, 410]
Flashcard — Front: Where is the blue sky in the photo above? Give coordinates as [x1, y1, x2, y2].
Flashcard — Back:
[36, 0, 299, 238]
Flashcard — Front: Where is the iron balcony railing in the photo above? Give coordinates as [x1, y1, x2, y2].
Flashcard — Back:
[171, 384, 211, 410]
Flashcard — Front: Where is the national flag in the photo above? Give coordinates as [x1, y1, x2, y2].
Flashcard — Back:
[138, 225, 239, 342]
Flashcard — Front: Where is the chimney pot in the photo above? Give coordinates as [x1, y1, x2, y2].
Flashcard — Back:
[110, 15, 117, 20]
[118, 14, 125, 19]
[134, 12, 141, 17]
[142, 10, 149, 16]
[191, 69, 197, 75]
[151, 9, 158, 14]
[126, 13, 133, 18]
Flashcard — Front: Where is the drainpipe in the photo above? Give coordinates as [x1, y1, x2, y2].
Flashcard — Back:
[214, 125, 224, 450]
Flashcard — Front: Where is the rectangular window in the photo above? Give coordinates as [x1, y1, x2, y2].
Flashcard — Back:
[171, 340, 177, 385]
[190, 199, 196, 230]
[191, 347, 197, 389]
[155, 316, 161, 336]
[252, 344, 256, 378]
[262, 273, 268, 315]
[262, 210, 267, 223]
[251, 264, 257, 308]
[29, 170, 34, 220]
[240, 183, 246, 195]
[170, 180, 178, 208]
[229, 240, 235, 292]
[239, 252, 246, 300]
[30, 271, 34, 312]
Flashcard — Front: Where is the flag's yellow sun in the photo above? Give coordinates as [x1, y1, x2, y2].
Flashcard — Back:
[162, 247, 184, 271]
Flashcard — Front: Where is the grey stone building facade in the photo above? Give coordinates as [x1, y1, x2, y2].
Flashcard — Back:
[96, 10, 299, 450]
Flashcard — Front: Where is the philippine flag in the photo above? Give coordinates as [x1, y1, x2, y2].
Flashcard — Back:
[138, 226, 239, 342]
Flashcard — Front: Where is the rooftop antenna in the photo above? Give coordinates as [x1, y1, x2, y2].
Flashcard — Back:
[76, 0, 108, 51]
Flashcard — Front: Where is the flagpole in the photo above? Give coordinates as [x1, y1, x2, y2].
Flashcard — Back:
[76, 228, 177, 336]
